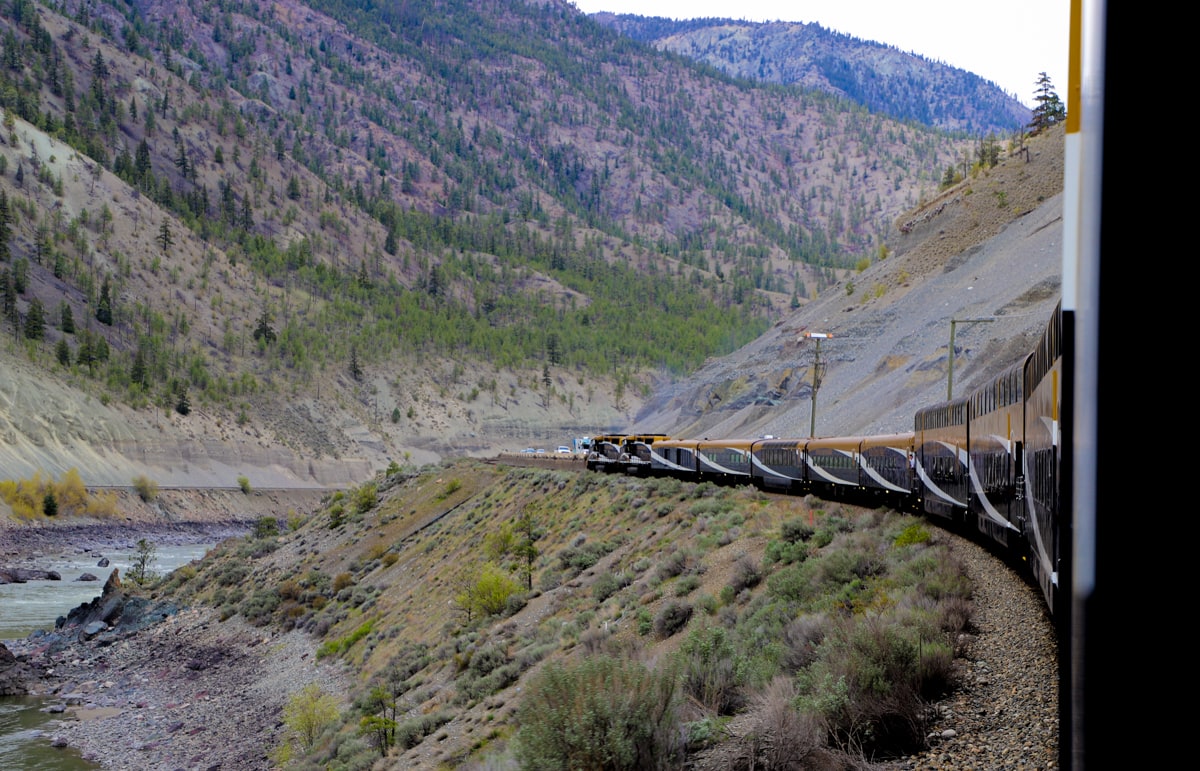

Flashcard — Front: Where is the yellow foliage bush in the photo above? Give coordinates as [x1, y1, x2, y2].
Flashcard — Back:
[57, 468, 90, 515]
[1, 468, 118, 519]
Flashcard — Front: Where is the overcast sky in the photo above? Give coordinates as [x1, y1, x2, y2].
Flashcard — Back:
[570, 1, 1069, 110]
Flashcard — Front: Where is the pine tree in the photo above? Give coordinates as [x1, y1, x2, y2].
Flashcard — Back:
[76, 331, 96, 373]
[97, 276, 113, 325]
[24, 297, 45, 340]
[1, 269, 14, 328]
[131, 347, 148, 388]
[134, 138, 152, 181]
[1029, 72, 1066, 134]
[157, 219, 174, 253]
[55, 337, 71, 366]
[253, 310, 276, 344]
[60, 301, 74, 333]
[0, 189, 10, 263]
[11, 257, 27, 293]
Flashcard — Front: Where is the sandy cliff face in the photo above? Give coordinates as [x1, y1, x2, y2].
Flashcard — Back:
[0, 345, 641, 492]
[0, 356, 373, 489]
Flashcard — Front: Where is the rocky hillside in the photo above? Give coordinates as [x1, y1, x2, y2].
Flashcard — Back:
[16, 457, 1056, 770]
[637, 124, 1065, 441]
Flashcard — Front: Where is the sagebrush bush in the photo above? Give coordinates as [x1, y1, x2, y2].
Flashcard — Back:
[673, 574, 700, 597]
[515, 656, 682, 770]
[728, 554, 762, 593]
[654, 601, 693, 638]
[679, 625, 746, 715]
[780, 517, 815, 544]
[556, 540, 613, 574]
[593, 571, 630, 602]
[796, 616, 938, 756]
[655, 549, 694, 581]
[782, 614, 829, 672]
[741, 677, 824, 771]
[938, 594, 973, 640]
[396, 712, 452, 749]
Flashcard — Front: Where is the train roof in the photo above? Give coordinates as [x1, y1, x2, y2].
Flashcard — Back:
[858, 432, 915, 448]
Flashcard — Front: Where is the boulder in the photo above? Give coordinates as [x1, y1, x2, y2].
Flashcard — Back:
[0, 642, 31, 695]
[76, 573, 99, 582]
[96, 557, 109, 567]
[12, 568, 62, 581]
[60, 569, 126, 630]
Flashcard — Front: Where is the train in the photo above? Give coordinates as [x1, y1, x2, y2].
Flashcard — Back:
[587, 302, 1063, 615]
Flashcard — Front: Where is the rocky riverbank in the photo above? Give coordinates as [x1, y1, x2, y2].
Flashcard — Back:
[1, 486, 329, 579]
[2, 557, 350, 770]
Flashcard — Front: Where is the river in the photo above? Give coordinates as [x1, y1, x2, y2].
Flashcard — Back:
[1, 540, 222, 769]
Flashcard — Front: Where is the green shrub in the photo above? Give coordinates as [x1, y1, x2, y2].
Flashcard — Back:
[237, 475, 252, 494]
[767, 561, 817, 604]
[316, 620, 375, 659]
[455, 564, 520, 622]
[443, 478, 462, 496]
[894, 523, 931, 547]
[241, 587, 281, 625]
[764, 538, 809, 566]
[515, 656, 682, 770]
[353, 483, 377, 513]
[253, 516, 280, 539]
[216, 561, 250, 587]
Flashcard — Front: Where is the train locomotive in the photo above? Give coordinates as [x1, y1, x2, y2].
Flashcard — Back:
[586, 302, 1064, 614]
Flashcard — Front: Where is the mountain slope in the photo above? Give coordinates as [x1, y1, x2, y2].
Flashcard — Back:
[591, 14, 1032, 135]
[0, 0, 975, 487]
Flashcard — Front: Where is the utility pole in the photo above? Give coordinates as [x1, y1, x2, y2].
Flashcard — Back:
[805, 332, 831, 437]
[947, 318, 994, 399]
